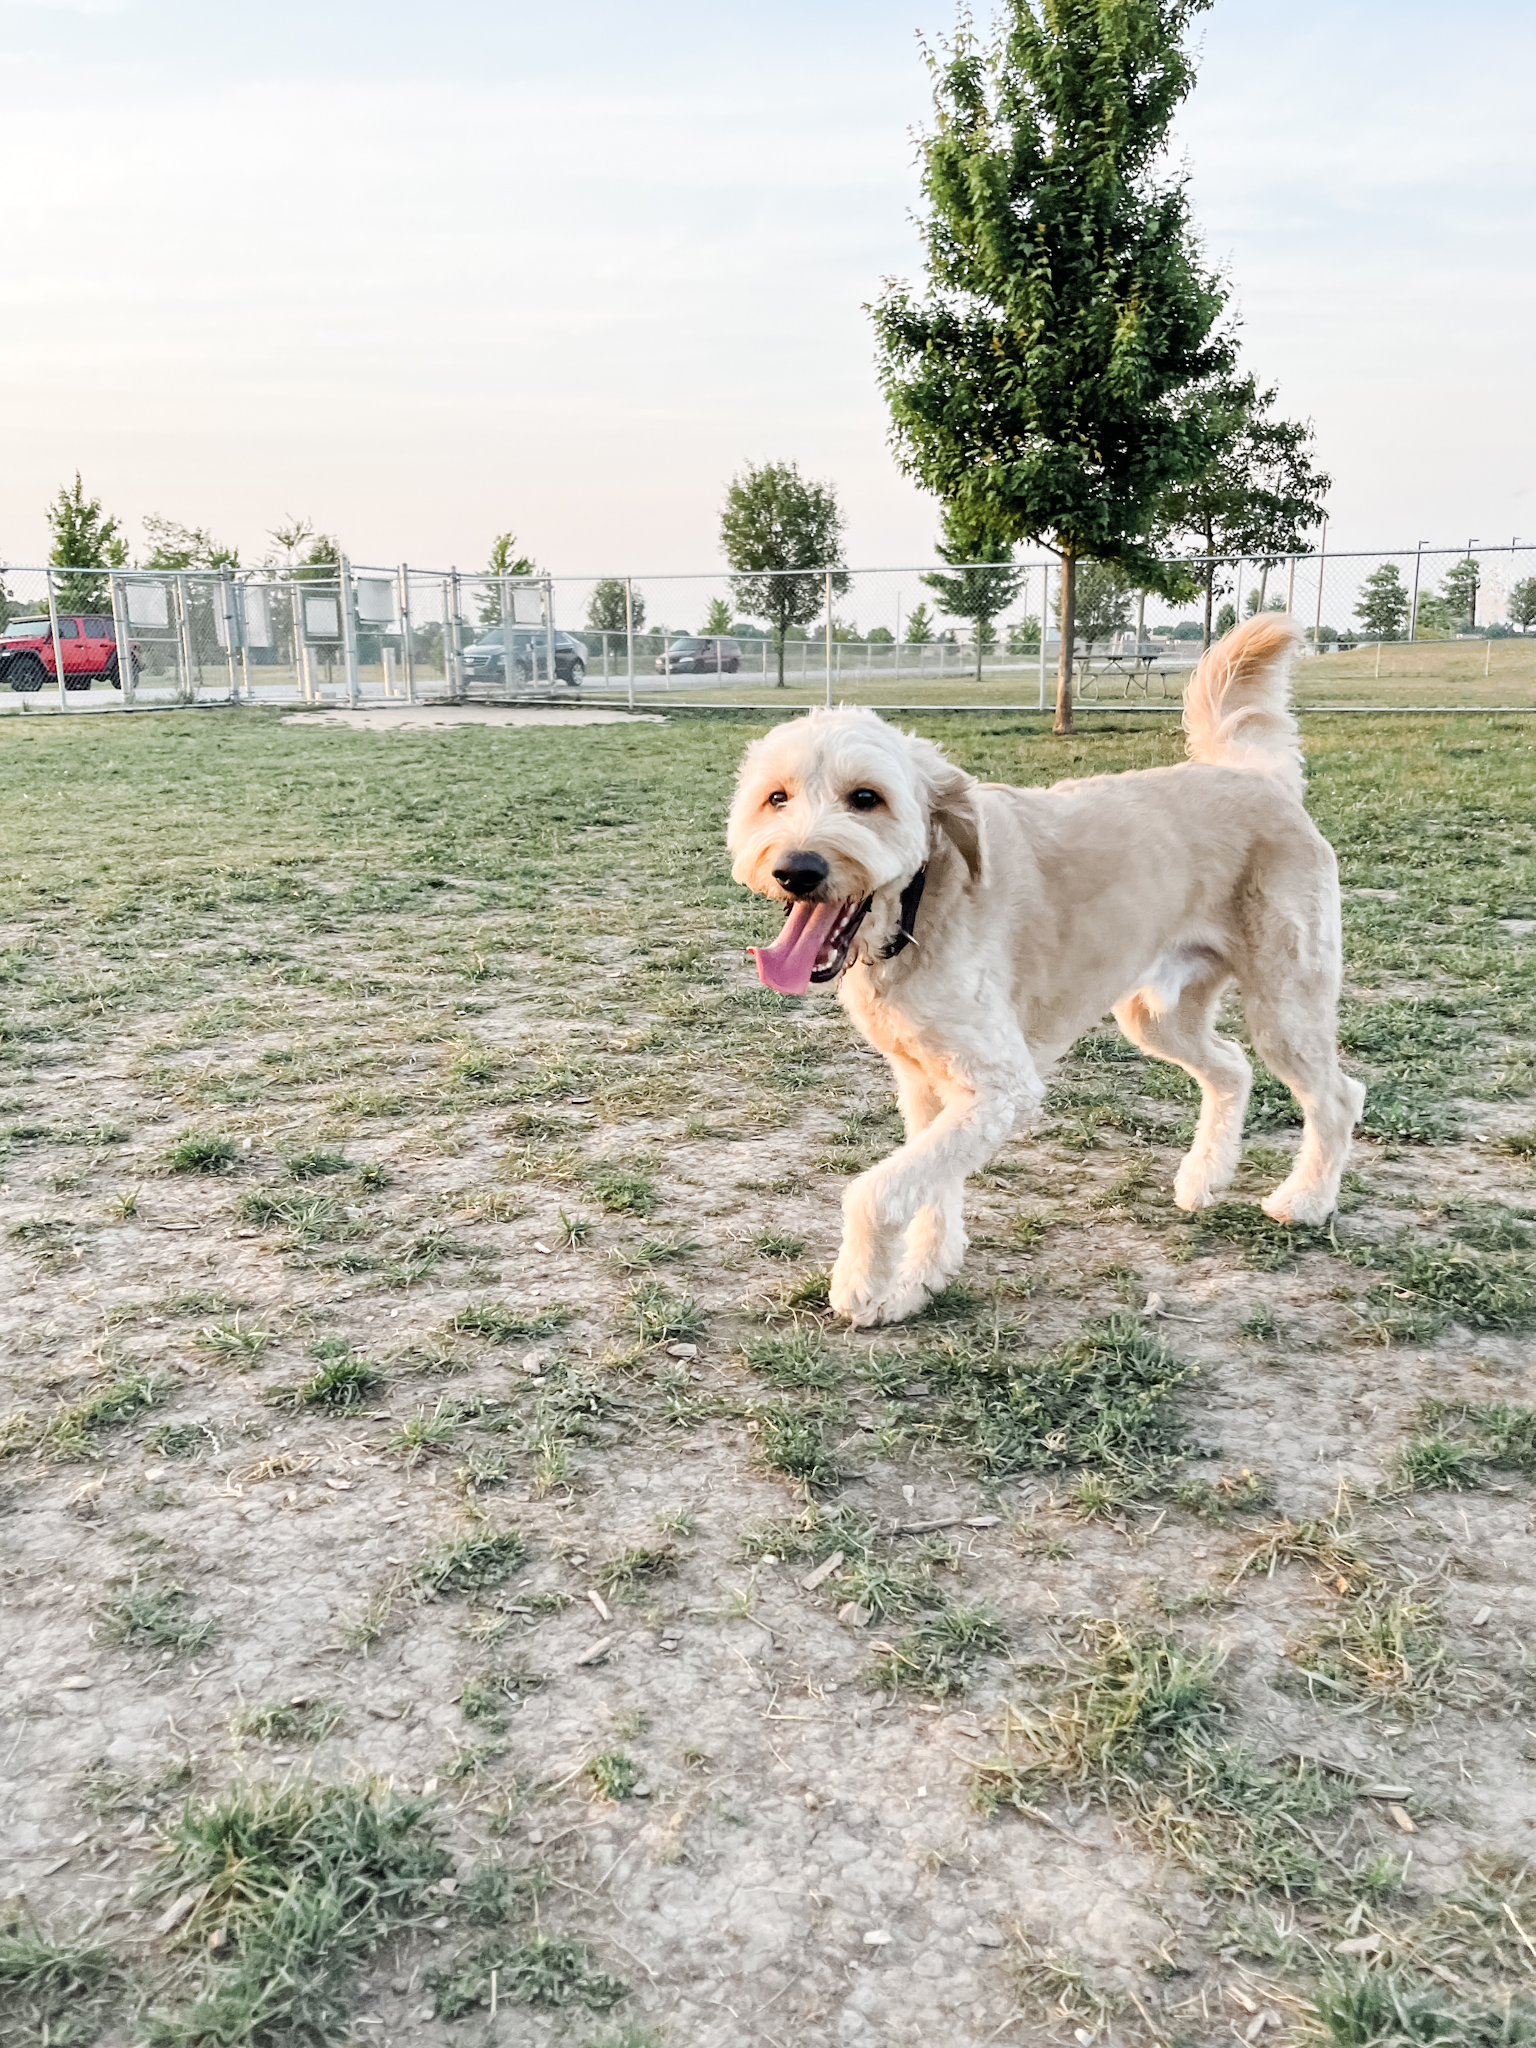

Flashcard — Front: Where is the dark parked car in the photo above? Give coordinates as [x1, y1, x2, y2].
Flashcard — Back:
[461, 625, 587, 686]
[2, 613, 140, 691]
[655, 635, 741, 675]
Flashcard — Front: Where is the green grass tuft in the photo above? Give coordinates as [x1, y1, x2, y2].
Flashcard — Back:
[164, 1132, 239, 1174]
[283, 1149, 353, 1179]
[429, 1934, 626, 2019]
[623, 1279, 704, 1345]
[586, 1166, 659, 1217]
[450, 1300, 572, 1343]
[138, 1780, 449, 2043]
[416, 1530, 529, 1599]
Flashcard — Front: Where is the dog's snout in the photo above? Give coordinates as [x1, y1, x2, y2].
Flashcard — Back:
[772, 851, 830, 899]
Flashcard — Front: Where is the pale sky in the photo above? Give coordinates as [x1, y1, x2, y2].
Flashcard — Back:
[2, 0, 1532, 576]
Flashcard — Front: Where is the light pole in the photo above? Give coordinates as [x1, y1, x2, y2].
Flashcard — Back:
[1408, 541, 1428, 642]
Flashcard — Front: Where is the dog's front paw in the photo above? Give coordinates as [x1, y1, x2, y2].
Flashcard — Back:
[1262, 1177, 1336, 1228]
[1172, 1152, 1232, 1213]
[829, 1248, 890, 1329]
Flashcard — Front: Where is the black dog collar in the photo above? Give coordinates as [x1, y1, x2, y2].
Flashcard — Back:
[880, 866, 927, 960]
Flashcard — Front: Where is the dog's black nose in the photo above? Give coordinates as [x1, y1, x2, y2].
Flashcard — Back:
[772, 851, 830, 899]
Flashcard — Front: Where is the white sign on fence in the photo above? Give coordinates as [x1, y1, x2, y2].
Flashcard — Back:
[304, 596, 339, 639]
[241, 585, 272, 649]
[355, 578, 396, 625]
[126, 583, 169, 628]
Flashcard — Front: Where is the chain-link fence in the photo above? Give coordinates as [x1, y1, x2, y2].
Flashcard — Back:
[2, 543, 1533, 714]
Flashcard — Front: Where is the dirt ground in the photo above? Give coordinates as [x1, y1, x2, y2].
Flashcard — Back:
[1, 707, 1534, 2048]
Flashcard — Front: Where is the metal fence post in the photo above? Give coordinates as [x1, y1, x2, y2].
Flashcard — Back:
[175, 573, 197, 703]
[46, 568, 68, 710]
[1313, 522, 1328, 649]
[109, 570, 135, 707]
[448, 572, 462, 699]
[624, 578, 635, 711]
[825, 569, 834, 706]
[543, 576, 556, 691]
[339, 556, 361, 706]
[399, 564, 416, 702]
[219, 569, 240, 700]
[1408, 541, 1425, 642]
[1285, 555, 1296, 616]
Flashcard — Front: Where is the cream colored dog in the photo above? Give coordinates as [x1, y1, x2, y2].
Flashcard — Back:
[726, 614, 1365, 1328]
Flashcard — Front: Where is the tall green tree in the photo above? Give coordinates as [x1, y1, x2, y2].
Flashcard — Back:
[903, 602, 934, 645]
[142, 515, 239, 571]
[1354, 562, 1410, 641]
[701, 597, 732, 635]
[587, 577, 644, 635]
[46, 473, 127, 611]
[1151, 372, 1330, 644]
[1440, 557, 1480, 630]
[921, 505, 1026, 681]
[1509, 575, 1536, 634]
[872, 0, 1235, 733]
[720, 461, 848, 686]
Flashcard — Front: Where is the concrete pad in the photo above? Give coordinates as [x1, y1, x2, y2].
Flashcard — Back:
[280, 705, 663, 731]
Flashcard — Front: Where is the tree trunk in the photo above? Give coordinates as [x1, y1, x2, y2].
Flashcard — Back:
[775, 621, 786, 688]
[1054, 549, 1076, 736]
[975, 624, 985, 684]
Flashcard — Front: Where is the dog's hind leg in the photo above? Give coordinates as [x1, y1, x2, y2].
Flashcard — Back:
[1241, 983, 1366, 1228]
[1114, 960, 1250, 1212]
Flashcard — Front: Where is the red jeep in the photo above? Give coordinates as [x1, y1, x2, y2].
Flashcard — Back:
[1, 614, 140, 692]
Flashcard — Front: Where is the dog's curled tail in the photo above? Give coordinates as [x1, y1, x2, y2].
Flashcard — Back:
[1182, 613, 1305, 802]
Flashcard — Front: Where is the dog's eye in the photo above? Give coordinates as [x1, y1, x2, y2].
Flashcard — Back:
[846, 788, 883, 812]
[766, 789, 790, 810]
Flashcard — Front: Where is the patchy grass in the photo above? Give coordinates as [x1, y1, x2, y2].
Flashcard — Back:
[138, 1780, 450, 2042]
[623, 1279, 704, 1345]
[0, 1916, 118, 2046]
[428, 1935, 626, 2019]
[229, 1699, 343, 1744]
[449, 1301, 573, 1343]
[913, 1315, 1198, 1487]
[1287, 1595, 1455, 1713]
[98, 1576, 218, 1657]
[416, 1530, 529, 1599]
[163, 1131, 239, 1174]
[274, 1354, 382, 1411]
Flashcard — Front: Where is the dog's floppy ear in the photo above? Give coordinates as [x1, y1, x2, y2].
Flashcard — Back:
[929, 764, 983, 884]
[903, 731, 982, 883]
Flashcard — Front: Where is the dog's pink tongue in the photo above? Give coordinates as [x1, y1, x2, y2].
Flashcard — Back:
[750, 900, 841, 995]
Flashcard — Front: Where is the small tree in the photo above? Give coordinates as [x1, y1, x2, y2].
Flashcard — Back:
[588, 577, 644, 636]
[296, 534, 340, 585]
[142, 516, 239, 571]
[921, 505, 1025, 681]
[872, 0, 1237, 733]
[46, 473, 127, 611]
[1152, 373, 1330, 645]
[701, 597, 732, 635]
[1354, 563, 1410, 641]
[1066, 560, 1134, 655]
[1006, 616, 1042, 655]
[1440, 557, 1480, 631]
[1214, 600, 1237, 637]
[1509, 575, 1536, 634]
[720, 461, 848, 686]
[903, 602, 933, 644]
[479, 533, 536, 626]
